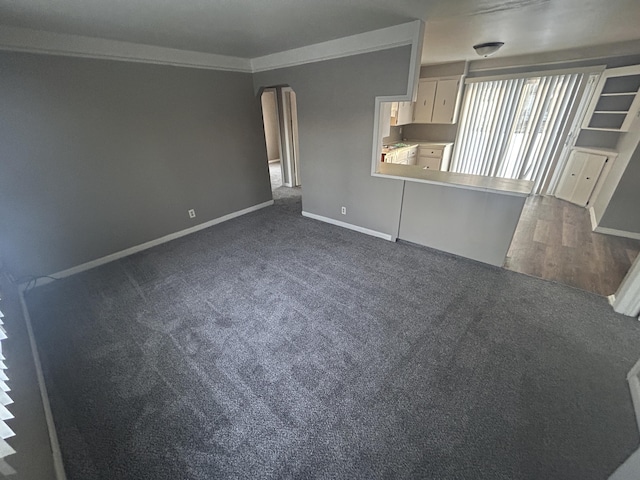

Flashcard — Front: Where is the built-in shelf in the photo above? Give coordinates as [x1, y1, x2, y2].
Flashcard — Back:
[582, 65, 640, 133]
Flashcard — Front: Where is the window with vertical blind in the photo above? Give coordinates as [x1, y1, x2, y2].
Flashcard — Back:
[450, 72, 583, 194]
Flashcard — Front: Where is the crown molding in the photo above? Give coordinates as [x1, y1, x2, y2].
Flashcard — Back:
[0, 25, 253, 72]
[0, 20, 423, 74]
[251, 20, 422, 73]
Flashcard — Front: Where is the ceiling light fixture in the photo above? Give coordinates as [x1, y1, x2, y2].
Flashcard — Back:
[473, 42, 505, 57]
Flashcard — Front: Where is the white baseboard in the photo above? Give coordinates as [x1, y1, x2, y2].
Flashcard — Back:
[301, 211, 394, 241]
[594, 225, 640, 240]
[627, 358, 640, 434]
[25, 200, 274, 288]
[18, 291, 67, 480]
[589, 206, 640, 240]
[588, 206, 599, 231]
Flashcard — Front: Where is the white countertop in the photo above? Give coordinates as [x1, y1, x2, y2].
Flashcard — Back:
[376, 163, 534, 197]
[405, 140, 454, 146]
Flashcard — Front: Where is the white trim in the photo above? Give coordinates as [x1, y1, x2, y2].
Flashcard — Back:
[301, 211, 394, 241]
[0, 25, 252, 72]
[405, 21, 425, 102]
[627, 357, 640, 433]
[466, 65, 605, 83]
[589, 206, 599, 231]
[25, 200, 274, 288]
[593, 226, 640, 241]
[369, 21, 425, 179]
[612, 254, 640, 317]
[18, 292, 67, 480]
[0, 21, 423, 74]
[251, 21, 422, 73]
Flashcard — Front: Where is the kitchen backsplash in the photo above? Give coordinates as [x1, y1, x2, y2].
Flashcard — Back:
[383, 125, 403, 144]
[402, 123, 458, 143]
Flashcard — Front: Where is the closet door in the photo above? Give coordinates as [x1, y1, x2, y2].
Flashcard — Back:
[556, 150, 607, 207]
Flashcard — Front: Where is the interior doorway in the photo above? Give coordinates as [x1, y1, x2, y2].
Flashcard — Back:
[260, 86, 301, 191]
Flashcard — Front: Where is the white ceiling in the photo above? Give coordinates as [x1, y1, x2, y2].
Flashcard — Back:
[0, 0, 639, 63]
[421, 0, 640, 64]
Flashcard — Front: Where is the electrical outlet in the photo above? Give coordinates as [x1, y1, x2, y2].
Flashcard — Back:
[188, 209, 196, 219]
[341, 206, 347, 215]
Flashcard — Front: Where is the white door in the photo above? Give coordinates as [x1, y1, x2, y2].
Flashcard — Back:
[556, 150, 607, 206]
[432, 79, 459, 124]
[414, 80, 437, 123]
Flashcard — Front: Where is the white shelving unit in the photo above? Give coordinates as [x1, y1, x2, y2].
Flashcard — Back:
[582, 65, 640, 132]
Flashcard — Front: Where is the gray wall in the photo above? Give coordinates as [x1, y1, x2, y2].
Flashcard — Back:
[253, 47, 412, 236]
[0, 52, 272, 277]
[398, 182, 526, 266]
[599, 143, 640, 233]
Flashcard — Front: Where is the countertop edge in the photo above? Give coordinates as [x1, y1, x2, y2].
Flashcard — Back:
[373, 168, 533, 197]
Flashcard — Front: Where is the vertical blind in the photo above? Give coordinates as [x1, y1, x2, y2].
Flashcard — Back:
[0, 304, 16, 477]
[450, 73, 582, 194]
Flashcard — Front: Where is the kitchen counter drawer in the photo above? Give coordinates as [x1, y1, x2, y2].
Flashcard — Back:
[419, 147, 443, 157]
[417, 156, 442, 170]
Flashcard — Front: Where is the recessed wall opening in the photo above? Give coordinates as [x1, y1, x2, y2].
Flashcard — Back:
[260, 86, 301, 192]
[371, 61, 640, 298]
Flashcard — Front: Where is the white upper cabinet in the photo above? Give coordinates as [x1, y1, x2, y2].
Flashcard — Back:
[582, 65, 640, 132]
[390, 101, 414, 126]
[413, 80, 437, 123]
[432, 79, 460, 124]
[412, 77, 463, 124]
[396, 101, 414, 126]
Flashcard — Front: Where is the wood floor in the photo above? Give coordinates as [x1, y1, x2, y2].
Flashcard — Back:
[504, 195, 640, 296]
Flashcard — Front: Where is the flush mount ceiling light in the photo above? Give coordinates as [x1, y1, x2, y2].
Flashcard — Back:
[473, 42, 505, 57]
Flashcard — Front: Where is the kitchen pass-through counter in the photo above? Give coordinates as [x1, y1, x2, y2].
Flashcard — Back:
[373, 157, 534, 266]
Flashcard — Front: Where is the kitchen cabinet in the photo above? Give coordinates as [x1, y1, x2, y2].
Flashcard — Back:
[555, 148, 609, 207]
[415, 143, 453, 171]
[413, 77, 462, 124]
[397, 101, 414, 126]
[384, 145, 418, 165]
[582, 65, 640, 133]
[413, 80, 437, 123]
[391, 101, 414, 126]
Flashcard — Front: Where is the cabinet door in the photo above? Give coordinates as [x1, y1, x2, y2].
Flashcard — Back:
[414, 80, 437, 123]
[419, 157, 442, 170]
[407, 146, 418, 165]
[556, 151, 586, 202]
[572, 153, 607, 206]
[397, 102, 414, 125]
[556, 151, 606, 206]
[432, 79, 459, 124]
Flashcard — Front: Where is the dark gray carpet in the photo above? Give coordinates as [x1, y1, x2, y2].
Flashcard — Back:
[26, 187, 640, 480]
